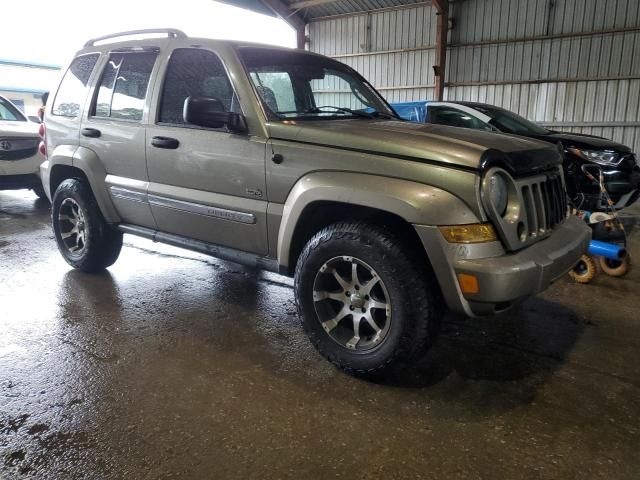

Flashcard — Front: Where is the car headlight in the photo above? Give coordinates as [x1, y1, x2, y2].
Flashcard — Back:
[486, 171, 508, 216]
[569, 148, 621, 166]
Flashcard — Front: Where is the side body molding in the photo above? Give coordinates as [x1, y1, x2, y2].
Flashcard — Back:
[276, 171, 481, 269]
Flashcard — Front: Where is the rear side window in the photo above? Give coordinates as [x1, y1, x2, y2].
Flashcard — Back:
[158, 48, 240, 125]
[52, 54, 99, 117]
[0, 97, 26, 121]
[93, 52, 156, 121]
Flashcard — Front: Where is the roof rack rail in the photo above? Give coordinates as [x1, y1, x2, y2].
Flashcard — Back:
[84, 28, 187, 47]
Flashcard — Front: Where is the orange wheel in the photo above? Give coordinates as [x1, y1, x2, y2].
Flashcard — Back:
[569, 255, 597, 284]
[599, 255, 631, 277]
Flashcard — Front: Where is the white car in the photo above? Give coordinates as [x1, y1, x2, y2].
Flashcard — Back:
[0, 95, 46, 199]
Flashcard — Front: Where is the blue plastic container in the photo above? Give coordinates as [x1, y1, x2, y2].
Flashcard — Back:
[587, 240, 626, 260]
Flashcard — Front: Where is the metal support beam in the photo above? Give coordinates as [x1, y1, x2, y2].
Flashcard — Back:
[260, 0, 307, 48]
[432, 0, 448, 101]
[290, 0, 340, 9]
[297, 25, 307, 49]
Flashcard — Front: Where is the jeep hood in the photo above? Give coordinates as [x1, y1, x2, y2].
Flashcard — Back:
[267, 119, 561, 174]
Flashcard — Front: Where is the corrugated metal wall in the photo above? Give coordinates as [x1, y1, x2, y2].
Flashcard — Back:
[308, 0, 640, 153]
[308, 3, 438, 104]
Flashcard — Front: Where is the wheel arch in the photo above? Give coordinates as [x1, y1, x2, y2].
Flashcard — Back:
[277, 171, 481, 274]
[48, 145, 120, 223]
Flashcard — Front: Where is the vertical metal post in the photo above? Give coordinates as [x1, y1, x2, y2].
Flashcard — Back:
[297, 26, 307, 49]
[259, 0, 307, 49]
[433, 0, 449, 101]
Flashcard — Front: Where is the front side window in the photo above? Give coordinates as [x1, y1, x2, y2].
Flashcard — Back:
[159, 48, 240, 125]
[239, 47, 395, 120]
[92, 52, 156, 121]
[52, 54, 100, 117]
[429, 107, 493, 131]
[249, 71, 295, 113]
[0, 97, 26, 121]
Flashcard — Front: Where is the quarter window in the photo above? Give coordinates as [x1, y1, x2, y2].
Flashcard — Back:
[52, 54, 99, 117]
[92, 52, 156, 121]
[159, 48, 239, 125]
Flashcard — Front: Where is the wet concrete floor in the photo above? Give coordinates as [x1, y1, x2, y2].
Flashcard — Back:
[0, 189, 639, 479]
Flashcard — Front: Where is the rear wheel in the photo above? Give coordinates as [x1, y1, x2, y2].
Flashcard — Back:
[52, 178, 123, 273]
[294, 222, 442, 376]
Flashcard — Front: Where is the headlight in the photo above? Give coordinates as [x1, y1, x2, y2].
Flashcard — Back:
[569, 148, 621, 166]
[487, 172, 508, 216]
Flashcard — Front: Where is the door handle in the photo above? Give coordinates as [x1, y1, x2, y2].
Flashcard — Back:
[151, 136, 180, 149]
[81, 128, 101, 138]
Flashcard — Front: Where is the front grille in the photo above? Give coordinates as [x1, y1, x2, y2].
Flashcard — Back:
[0, 137, 39, 161]
[519, 172, 567, 238]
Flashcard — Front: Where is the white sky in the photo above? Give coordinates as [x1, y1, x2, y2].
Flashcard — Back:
[1, 0, 296, 67]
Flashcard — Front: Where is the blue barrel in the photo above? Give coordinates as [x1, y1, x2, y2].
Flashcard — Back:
[587, 240, 626, 260]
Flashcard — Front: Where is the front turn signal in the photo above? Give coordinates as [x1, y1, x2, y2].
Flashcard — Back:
[457, 273, 480, 294]
[438, 223, 497, 243]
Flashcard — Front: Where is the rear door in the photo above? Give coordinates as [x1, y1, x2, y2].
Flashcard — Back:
[146, 47, 268, 255]
[46, 53, 101, 163]
[80, 49, 159, 228]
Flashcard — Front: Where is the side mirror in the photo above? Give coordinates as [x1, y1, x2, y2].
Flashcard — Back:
[183, 96, 247, 133]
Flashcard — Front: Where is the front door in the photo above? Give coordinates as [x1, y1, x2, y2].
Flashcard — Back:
[80, 50, 159, 229]
[146, 47, 268, 255]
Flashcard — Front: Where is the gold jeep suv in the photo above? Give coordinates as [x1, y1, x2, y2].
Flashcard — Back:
[40, 29, 590, 375]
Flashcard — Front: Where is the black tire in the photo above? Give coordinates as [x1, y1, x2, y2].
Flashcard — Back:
[52, 178, 123, 273]
[294, 222, 442, 376]
[32, 183, 48, 200]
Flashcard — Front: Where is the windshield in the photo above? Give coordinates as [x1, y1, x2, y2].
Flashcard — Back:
[473, 105, 549, 136]
[238, 47, 396, 120]
[0, 97, 26, 122]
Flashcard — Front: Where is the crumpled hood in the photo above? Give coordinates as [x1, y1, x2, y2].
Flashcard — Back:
[267, 119, 561, 174]
[0, 120, 39, 138]
[545, 131, 632, 154]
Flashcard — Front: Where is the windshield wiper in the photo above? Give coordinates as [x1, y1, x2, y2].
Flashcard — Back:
[370, 110, 398, 120]
[275, 106, 397, 120]
[304, 106, 375, 118]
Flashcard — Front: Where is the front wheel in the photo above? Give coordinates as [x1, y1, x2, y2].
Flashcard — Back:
[294, 222, 442, 376]
[52, 178, 123, 273]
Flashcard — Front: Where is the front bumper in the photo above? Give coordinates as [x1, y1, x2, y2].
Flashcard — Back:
[415, 215, 591, 317]
[574, 164, 640, 210]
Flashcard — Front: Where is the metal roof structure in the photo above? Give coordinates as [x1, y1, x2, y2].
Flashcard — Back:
[219, 0, 428, 20]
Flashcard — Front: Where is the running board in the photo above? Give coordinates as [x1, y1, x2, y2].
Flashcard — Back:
[117, 224, 281, 273]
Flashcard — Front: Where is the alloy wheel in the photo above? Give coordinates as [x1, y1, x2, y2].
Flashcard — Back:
[312, 256, 391, 351]
[57, 198, 87, 255]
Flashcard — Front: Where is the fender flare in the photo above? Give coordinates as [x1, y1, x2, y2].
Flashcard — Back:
[276, 171, 481, 269]
[48, 144, 120, 223]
